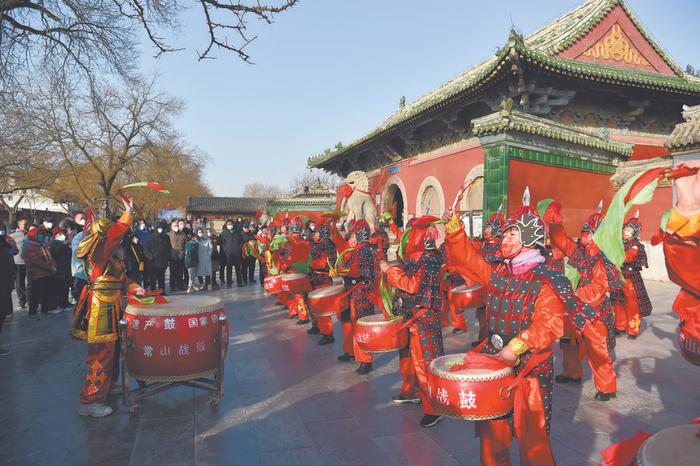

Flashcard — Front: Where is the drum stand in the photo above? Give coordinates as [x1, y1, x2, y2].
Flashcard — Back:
[117, 314, 228, 413]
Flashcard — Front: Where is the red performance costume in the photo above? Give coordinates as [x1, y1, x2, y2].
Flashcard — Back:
[383, 216, 446, 428]
[279, 217, 312, 324]
[335, 220, 376, 374]
[444, 191, 599, 466]
[71, 200, 141, 417]
[549, 203, 621, 400]
[474, 211, 505, 343]
[614, 212, 652, 338]
[307, 221, 338, 345]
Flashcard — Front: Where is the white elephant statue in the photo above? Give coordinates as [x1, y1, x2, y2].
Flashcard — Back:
[256, 209, 271, 227]
[341, 171, 377, 231]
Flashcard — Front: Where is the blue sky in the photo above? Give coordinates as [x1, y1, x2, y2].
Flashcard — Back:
[138, 0, 699, 196]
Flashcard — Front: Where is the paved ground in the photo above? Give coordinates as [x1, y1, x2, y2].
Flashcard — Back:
[0, 279, 698, 466]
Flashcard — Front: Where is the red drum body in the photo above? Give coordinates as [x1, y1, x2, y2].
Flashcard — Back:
[427, 354, 515, 420]
[264, 275, 283, 294]
[124, 295, 229, 382]
[355, 315, 408, 353]
[677, 323, 700, 366]
[308, 284, 348, 318]
[280, 273, 312, 294]
[451, 284, 484, 312]
[638, 424, 700, 466]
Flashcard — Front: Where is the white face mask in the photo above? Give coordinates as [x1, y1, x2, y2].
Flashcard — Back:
[44, 222, 53, 229]
[55, 234, 66, 242]
[207, 231, 213, 237]
[78, 219, 85, 226]
[227, 224, 233, 230]
[139, 224, 145, 230]
[172, 227, 179, 232]
[132, 237, 139, 244]
[157, 228, 164, 234]
[197, 233, 204, 238]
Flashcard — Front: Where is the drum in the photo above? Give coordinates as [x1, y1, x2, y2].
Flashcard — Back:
[308, 284, 348, 318]
[355, 315, 408, 353]
[638, 424, 700, 466]
[677, 323, 700, 366]
[123, 295, 229, 382]
[451, 284, 484, 312]
[264, 275, 283, 294]
[427, 353, 515, 420]
[280, 272, 312, 294]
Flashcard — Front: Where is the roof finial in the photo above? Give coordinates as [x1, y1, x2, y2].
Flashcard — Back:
[597, 199, 603, 214]
[523, 187, 531, 207]
[399, 96, 406, 108]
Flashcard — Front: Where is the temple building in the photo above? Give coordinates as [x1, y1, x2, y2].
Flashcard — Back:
[309, 0, 700, 247]
[267, 181, 336, 224]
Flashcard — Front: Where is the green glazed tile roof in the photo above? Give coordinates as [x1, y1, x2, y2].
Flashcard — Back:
[309, 0, 700, 169]
[472, 107, 633, 157]
[666, 105, 700, 151]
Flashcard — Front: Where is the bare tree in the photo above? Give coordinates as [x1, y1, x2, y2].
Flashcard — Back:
[13, 73, 184, 214]
[0, 0, 298, 80]
[288, 169, 340, 195]
[242, 182, 284, 199]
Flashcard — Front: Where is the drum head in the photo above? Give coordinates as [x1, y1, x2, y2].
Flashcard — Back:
[308, 284, 345, 299]
[281, 273, 307, 281]
[125, 295, 223, 316]
[430, 354, 513, 381]
[453, 284, 482, 293]
[357, 314, 403, 326]
[638, 424, 700, 466]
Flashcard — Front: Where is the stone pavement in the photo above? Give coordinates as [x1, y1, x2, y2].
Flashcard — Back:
[0, 280, 698, 466]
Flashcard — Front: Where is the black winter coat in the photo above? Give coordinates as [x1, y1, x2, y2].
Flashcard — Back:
[219, 227, 242, 261]
[145, 232, 172, 268]
[48, 240, 72, 279]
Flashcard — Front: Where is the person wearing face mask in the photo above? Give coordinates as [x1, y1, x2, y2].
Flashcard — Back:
[48, 227, 72, 314]
[219, 219, 243, 287]
[10, 218, 29, 312]
[133, 220, 152, 289]
[380, 216, 446, 428]
[206, 228, 221, 290]
[144, 222, 172, 293]
[0, 222, 18, 354]
[42, 218, 54, 242]
[167, 220, 186, 291]
[612, 211, 651, 339]
[124, 234, 145, 285]
[240, 222, 257, 285]
[195, 228, 213, 290]
[22, 226, 57, 319]
[73, 212, 86, 232]
[443, 188, 599, 466]
[549, 200, 621, 402]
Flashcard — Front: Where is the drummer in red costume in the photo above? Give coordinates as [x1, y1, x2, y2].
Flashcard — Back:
[332, 220, 376, 375]
[662, 161, 700, 362]
[549, 201, 621, 401]
[307, 220, 338, 345]
[471, 210, 505, 345]
[71, 193, 146, 418]
[613, 211, 652, 339]
[278, 217, 312, 325]
[444, 188, 600, 466]
[380, 216, 446, 428]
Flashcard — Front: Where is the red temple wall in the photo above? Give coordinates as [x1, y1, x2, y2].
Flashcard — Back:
[366, 142, 485, 219]
[508, 159, 614, 236]
[508, 160, 672, 241]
